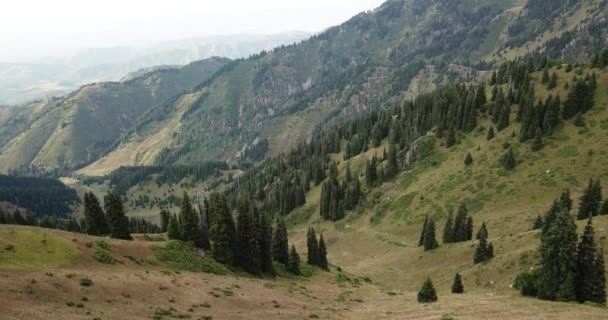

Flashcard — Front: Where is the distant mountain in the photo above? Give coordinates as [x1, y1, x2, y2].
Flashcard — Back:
[0, 32, 311, 105]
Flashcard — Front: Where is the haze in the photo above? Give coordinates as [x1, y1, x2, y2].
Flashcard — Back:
[0, 0, 385, 62]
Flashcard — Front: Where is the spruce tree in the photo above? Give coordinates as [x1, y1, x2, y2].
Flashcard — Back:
[318, 234, 329, 270]
[104, 190, 132, 240]
[418, 215, 429, 247]
[160, 209, 171, 233]
[476, 222, 488, 240]
[464, 152, 473, 166]
[538, 208, 578, 301]
[209, 193, 236, 265]
[287, 245, 301, 275]
[258, 212, 275, 275]
[451, 273, 464, 294]
[466, 216, 474, 241]
[443, 212, 454, 244]
[531, 129, 543, 151]
[501, 148, 516, 170]
[83, 192, 109, 236]
[446, 128, 456, 147]
[198, 201, 211, 251]
[560, 189, 573, 213]
[306, 226, 320, 266]
[235, 195, 261, 274]
[591, 249, 606, 304]
[423, 217, 439, 251]
[532, 215, 543, 230]
[487, 126, 495, 141]
[576, 218, 606, 304]
[600, 200, 608, 216]
[167, 214, 181, 240]
[417, 277, 438, 303]
[179, 192, 201, 245]
[547, 72, 558, 90]
[474, 230, 494, 264]
[385, 144, 399, 179]
[577, 179, 603, 220]
[453, 204, 469, 242]
[272, 217, 289, 265]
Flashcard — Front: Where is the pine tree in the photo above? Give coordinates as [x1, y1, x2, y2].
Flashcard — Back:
[474, 229, 494, 264]
[423, 217, 439, 251]
[466, 216, 474, 241]
[501, 148, 516, 170]
[577, 179, 603, 220]
[600, 200, 608, 215]
[487, 126, 495, 141]
[446, 128, 456, 147]
[272, 217, 289, 265]
[452, 204, 470, 242]
[83, 192, 109, 236]
[464, 152, 473, 166]
[591, 249, 606, 304]
[160, 209, 171, 232]
[497, 105, 510, 131]
[443, 212, 454, 244]
[419, 215, 429, 247]
[476, 222, 488, 240]
[306, 226, 320, 266]
[258, 212, 275, 275]
[451, 273, 464, 294]
[209, 193, 236, 265]
[197, 201, 211, 251]
[104, 190, 132, 240]
[531, 129, 543, 151]
[541, 68, 550, 84]
[179, 192, 201, 245]
[560, 189, 573, 213]
[475, 83, 487, 108]
[532, 215, 543, 230]
[287, 245, 301, 275]
[538, 208, 578, 301]
[417, 277, 438, 303]
[235, 195, 261, 274]
[167, 214, 181, 240]
[576, 218, 606, 304]
[318, 234, 329, 270]
[547, 72, 558, 90]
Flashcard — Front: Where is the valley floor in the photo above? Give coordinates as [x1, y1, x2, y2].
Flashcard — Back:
[1, 226, 606, 320]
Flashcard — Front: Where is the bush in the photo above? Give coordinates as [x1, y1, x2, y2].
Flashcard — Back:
[94, 249, 115, 264]
[80, 278, 93, 287]
[153, 241, 229, 275]
[513, 271, 539, 297]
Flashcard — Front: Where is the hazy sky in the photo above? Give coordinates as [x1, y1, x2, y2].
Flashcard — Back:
[0, 0, 386, 62]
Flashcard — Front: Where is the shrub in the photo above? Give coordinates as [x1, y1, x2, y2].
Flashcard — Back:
[513, 271, 539, 297]
[94, 248, 114, 264]
[80, 278, 93, 287]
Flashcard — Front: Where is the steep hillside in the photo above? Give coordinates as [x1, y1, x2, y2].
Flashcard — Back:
[0, 57, 230, 173]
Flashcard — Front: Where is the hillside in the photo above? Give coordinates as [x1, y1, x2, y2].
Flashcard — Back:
[0, 57, 230, 173]
[2, 0, 607, 176]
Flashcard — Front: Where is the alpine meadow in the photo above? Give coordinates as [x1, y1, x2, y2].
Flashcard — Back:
[2, 0, 608, 319]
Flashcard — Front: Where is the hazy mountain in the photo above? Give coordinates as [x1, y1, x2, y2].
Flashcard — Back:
[0, 32, 310, 105]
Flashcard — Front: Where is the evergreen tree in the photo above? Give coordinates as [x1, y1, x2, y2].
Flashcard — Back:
[487, 126, 495, 141]
[209, 193, 236, 265]
[417, 277, 438, 303]
[531, 129, 543, 151]
[306, 226, 320, 266]
[235, 195, 261, 274]
[160, 209, 171, 233]
[475, 83, 487, 108]
[464, 152, 473, 166]
[538, 208, 578, 301]
[591, 249, 606, 304]
[451, 273, 464, 294]
[104, 190, 132, 240]
[258, 212, 274, 275]
[560, 189, 573, 213]
[547, 72, 558, 90]
[446, 128, 457, 147]
[272, 217, 289, 265]
[419, 215, 429, 247]
[501, 148, 516, 170]
[577, 179, 603, 220]
[466, 216, 474, 241]
[423, 217, 439, 251]
[443, 212, 454, 244]
[287, 245, 301, 275]
[83, 192, 109, 236]
[541, 68, 550, 84]
[179, 192, 201, 245]
[532, 215, 543, 230]
[385, 144, 399, 178]
[473, 229, 494, 264]
[476, 222, 488, 240]
[600, 200, 608, 216]
[497, 105, 511, 131]
[318, 234, 329, 270]
[365, 157, 379, 187]
[576, 218, 606, 304]
[452, 204, 470, 242]
[197, 200, 211, 251]
[167, 214, 181, 240]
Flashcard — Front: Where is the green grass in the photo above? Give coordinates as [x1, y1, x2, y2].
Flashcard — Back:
[153, 241, 229, 275]
[0, 228, 78, 269]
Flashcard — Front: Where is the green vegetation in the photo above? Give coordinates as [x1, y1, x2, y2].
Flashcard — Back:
[153, 241, 229, 275]
[0, 229, 77, 269]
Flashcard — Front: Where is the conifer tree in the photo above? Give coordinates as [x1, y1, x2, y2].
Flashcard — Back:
[272, 217, 289, 265]
[197, 201, 211, 251]
[104, 190, 132, 240]
[532, 215, 543, 230]
[446, 128, 457, 147]
[318, 234, 329, 270]
[451, 273, 464, 294]
[538, 208, 578, 301]
[487, 126, 495, 141]
[287, 245, 301, 275]
[560, 189, 573, 213]
[577, 179, 603, 220]
[452, 204, 470, 242]
[476, 222, 488, 240]
[258, 212, 275, 275]
[474, 229, 494, 264]
[547, 72, 558, 90]
[306, 226, 320, 266]
[235, 195, 261, 274]
[576, 218, 606, 304]
[600, 200, 608, 216]
[475, 83, 487, 109]
[541, 68, 550, 84]
[501, 148, 516, 170]
[179, 192, 201, 245]
[423, 217, 439, 251]
[419, 215, 429, 247]
[497, 105, 511, 131]
[531, 129, 543, 151]
[160, 209, 171, 233]
[443, 212, 454, 244]
[417, 277, 438, 303]
[464, 152, 473, 166]
[167, 214, 181, 240]
[466, 216, 474, 241]
[591, 249, 606, 304]
[385, 144, 399, 178]
[83, 192, 109, 236]
[209, 192, 236, 265]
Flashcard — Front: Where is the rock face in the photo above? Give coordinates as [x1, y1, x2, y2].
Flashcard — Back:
[402, 132, 436, 169]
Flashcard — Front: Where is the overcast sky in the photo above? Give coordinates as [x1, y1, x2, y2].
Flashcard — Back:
[0, 0, 386, 62]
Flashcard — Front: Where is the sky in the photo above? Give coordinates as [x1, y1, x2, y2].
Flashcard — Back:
[0, 0, 386, 62]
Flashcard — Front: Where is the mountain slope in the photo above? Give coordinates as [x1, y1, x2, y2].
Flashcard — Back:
[0, 57, 230, 173]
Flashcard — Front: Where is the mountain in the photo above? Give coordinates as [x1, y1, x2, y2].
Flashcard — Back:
[0, 32, 311, 105]
[0, 57, 230, 173]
